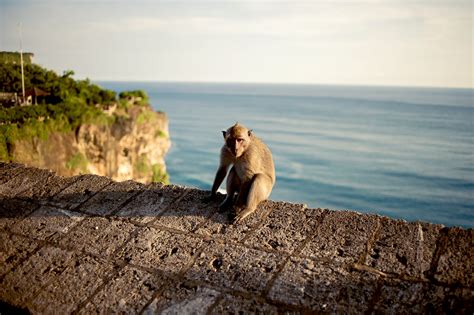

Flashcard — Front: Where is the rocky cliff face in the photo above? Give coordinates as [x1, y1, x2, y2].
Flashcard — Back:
[11, 103, 170, 183]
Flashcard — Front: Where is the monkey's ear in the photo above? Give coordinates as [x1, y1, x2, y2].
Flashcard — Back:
[248, 129, 253, 137]
[222, 130, 227, 138]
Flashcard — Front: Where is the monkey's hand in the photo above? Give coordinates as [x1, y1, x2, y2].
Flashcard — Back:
[218, 199, 233, 213]
[233, 208, 254, 224]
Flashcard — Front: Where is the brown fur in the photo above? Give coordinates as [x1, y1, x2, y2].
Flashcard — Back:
[210, 123, 275, 223]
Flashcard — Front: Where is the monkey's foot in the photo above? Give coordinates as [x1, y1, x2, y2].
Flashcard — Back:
[218, 199, 234, 213]
[233, 208, 254, 224]
[201, 193, 217, 204]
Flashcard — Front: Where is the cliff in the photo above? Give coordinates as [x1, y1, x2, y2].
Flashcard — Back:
[0, 164, 472, 313]
[1, 60, 170, 184]
[10, 102, 170, 184]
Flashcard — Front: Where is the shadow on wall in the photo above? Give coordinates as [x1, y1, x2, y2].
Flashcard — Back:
[0, 184, 239, 222]
[0, 169, 472, 313]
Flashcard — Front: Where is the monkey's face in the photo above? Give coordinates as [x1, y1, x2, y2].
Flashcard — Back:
[223, 124, 252, 158]
[226, 135, 250, 157]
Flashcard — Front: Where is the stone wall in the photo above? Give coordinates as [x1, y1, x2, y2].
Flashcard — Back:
[0, 163, 472, 313]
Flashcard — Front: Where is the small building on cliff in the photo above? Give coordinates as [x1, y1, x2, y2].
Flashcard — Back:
[25, 87, 49, 105]
[0, 87, 49, 107]
[0, 51, 34, 64]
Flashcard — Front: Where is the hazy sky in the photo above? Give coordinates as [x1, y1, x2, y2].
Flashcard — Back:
[1, 0, 472, 87]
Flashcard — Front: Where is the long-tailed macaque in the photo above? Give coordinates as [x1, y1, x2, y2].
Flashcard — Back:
[209, 123, 275, 223]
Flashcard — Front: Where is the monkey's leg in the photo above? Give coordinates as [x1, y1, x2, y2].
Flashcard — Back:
[235, 181, 252, 207]
[219, 166, 240, 212]
[234, 174, 273, 223]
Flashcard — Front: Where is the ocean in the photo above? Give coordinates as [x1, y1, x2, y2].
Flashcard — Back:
[99, 82, 473, 228]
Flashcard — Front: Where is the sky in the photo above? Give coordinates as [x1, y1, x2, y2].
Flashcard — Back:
[1, 0, 472, 88]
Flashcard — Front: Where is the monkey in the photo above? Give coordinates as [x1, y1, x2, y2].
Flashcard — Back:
[208, 122, 275, 223]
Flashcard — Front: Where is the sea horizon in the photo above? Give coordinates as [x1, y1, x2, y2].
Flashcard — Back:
[96, 79, 473, 91]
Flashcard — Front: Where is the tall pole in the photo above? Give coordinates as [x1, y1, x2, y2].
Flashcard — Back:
[19, 22, 26, 105]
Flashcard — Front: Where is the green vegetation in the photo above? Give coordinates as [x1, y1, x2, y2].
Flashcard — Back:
[0, 62, 121, 161]
[152, 164, 169, 184]
[154, 130, 167, 138]
[118, 90, 149, 106]
[134, 154, 151, 176]
[0, 63, 116, 105]
[66, 153, 88, 173]
[134, 156, 169, 184]
[136, 109, 158, 125]
[0, 113, 83, 161]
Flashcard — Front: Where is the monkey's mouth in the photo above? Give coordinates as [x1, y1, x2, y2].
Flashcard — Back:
[226, 148, 237, 157]
[226, 147, 241, 157]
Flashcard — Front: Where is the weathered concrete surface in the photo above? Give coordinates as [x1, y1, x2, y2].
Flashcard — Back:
[0, 163, 472, 314]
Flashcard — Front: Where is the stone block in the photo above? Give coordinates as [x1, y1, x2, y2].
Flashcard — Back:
[15, 173, 77, 201]
[195, 200, 273, 242]
[185, 241, 281, 294]
[268, 257, 378, 312]
[79, 180, 144, 216]
[58, 217, 136, 257]
[365, 218, 442, 279]
[0, 245, 74, 306]
[300, 210, 379, 264]
[153, 188, 216, 233]
[79, 266, 167, 314]
[12, 206, 85, 241]
[115, 183, 187, 224]
[210, 294, 279, 314]
[117, 226, 205, 274]
[0, 167, 52, 198]
[245, 203, 322, 254]
[0, 198, 39, 232]
[144, 282, 220, 314]
[434, 227, 473, 286]
[0, 162, 21, 172]
[47, 174, 112, 210]
[374, 279, 474, 314]
[0, 232, 39, 276]
[0, 163, 23, 183]
[28, 254, 117, 314]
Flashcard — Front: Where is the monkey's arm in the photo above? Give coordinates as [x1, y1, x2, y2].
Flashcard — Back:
[202, 165, 228, 203]
[210, 165, 228, 198]
[208, 148, 233, 200]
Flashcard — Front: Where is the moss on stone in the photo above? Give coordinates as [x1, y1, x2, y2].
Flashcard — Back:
[134, 155, 150, 177]
[154, 130, 167, 138]
[152, 163, 169, 184]
[66, 152, 88, 173]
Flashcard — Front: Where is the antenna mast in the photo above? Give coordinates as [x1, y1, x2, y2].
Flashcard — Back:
[19, 22, 26, 105]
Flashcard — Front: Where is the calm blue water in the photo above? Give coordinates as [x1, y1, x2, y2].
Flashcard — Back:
[99, 82, 473, 228]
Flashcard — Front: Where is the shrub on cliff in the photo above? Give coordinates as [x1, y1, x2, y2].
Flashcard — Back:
[66, 153, 89, 174]
[118, 90, 149, 107]
[0, 63, 116, 106]
[0, 63, 120, 161]
[152, 164, 169, 184]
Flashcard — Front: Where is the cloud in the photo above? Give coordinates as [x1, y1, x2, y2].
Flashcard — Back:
[2, 0, 471, 86]
[87, 1, 470, 44]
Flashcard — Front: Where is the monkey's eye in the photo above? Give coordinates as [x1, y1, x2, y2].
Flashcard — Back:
[237, 138, 244, 143]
